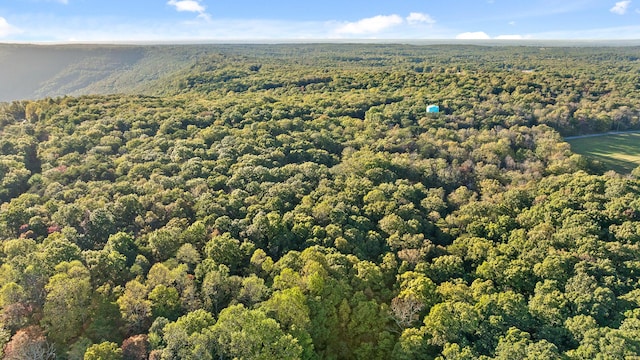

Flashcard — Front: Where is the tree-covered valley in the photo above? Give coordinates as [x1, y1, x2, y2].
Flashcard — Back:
[1, 44, 640, 359]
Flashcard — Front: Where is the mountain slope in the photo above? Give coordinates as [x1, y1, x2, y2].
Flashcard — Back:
[0, 44, 210, 101]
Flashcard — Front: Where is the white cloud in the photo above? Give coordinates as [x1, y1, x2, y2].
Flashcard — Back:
[610, 1, 631, 14]
[509, 21, 516, 26]
[0, 17, 21, 38]
[456, 31, 491, 39]
[196, 13, 212, 22]
[8, 14, 640, 42]
[335, 14, 404, 35]
[495, 34, 524, 39]
[168, 0, 206, 13]
[0, 12, 452, 42]
[406, 12, 435, 25]
[167, 0, 212, 23]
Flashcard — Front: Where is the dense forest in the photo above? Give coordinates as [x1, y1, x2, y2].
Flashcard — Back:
[1, 44, 640, 359]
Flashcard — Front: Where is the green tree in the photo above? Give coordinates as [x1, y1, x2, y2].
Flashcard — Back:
[423, 301, 480, 347]
[148, 226, 183, 262]
[494, 327, 561, 360]
[84, 208, 116, 248]
[176, 243, 201, 271]
[528, 280, 570, 341]
[238, 275, 269, 306]
[41, 260, 91, 346]
[161, 309, 216, 360]
[566, 327, 637, 360]
[392, 271, 439, 329]
[117, 280, 152, 335]
[204, 232, 244, 273]
[84, 249, 128, 286]
[391, 328, 431, 360]
[211, 304, 303, 360]
[37, 233, 82, 273]
[148, 284, 182, 320]
[564, 271, 615, 324]
[260, 286, 315, 358]
[200, 263, 241, 314]
[104, 232, 138, 267]
[84, 341, 122, 360]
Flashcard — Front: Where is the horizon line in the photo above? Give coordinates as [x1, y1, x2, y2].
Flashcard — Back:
[1, 39, 640, 47]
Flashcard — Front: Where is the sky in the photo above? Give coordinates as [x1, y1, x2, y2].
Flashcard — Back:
[0, 0, 639, 42]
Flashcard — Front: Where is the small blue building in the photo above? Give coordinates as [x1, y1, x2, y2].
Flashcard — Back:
[427, 105, 440, 113]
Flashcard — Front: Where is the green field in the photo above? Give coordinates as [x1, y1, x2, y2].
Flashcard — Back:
[568, 132, 640, 173]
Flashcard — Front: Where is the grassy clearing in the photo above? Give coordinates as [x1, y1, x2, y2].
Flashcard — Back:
[568, 133, 640, 173]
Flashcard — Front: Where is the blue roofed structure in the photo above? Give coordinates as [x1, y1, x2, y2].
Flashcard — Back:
[427, 105, 439, 113]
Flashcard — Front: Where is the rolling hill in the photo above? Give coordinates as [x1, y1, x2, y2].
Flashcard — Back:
[0, 44, 215, 102]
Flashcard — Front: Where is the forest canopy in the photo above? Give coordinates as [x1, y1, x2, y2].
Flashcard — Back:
[1, 44, 640, 359]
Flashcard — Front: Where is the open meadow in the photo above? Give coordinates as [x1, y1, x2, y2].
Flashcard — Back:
[568, 132, 640, 173]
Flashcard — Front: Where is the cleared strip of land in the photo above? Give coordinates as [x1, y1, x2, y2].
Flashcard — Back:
[564, 130, 640, 140]
[567, 132, 640, 173]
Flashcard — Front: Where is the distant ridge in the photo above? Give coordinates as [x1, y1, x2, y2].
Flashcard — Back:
[0, 44, 214, 102]
[2, 42, 639, 102]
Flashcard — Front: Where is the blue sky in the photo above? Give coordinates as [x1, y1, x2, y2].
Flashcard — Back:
[0, 0, 639, 42]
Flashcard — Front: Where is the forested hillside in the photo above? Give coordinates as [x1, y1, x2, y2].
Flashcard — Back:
[0, 44, 215, 102]
[1, 44, 640, 359]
